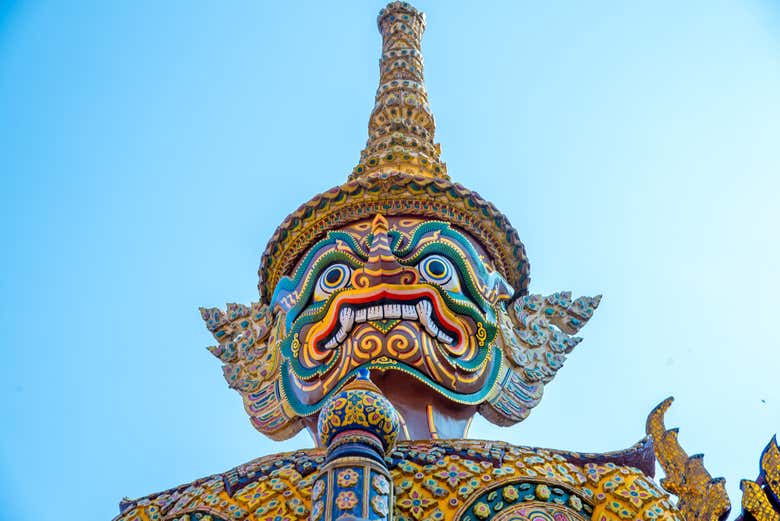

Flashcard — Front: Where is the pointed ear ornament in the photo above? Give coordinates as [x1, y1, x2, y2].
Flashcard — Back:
[479, 292, 601, 426]
[200, 300, 304, 440]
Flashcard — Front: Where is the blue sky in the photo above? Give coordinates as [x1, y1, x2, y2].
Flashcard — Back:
[1, 1, 778, 520]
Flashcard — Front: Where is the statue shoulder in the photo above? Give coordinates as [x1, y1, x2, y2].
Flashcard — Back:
[114, 450, 324, 521]
[583, 461, 683, 521]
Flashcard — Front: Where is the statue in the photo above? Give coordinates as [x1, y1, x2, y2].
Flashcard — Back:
[115, 3, 778, 521]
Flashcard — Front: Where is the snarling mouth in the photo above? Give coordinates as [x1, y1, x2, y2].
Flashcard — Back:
[308, 285, 467, 353]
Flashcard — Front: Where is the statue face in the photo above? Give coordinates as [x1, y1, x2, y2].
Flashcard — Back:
[270, 214, 514, 431]
[204, 212, 598, 442]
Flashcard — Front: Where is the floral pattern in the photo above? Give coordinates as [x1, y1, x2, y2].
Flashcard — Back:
[503, 485, 519, 502]
[372, 474, 390, 495]
[336, 469, 359, 488]
[434, 463, 470, 487]
[396, 488, 436, 520]
[372, 495, 389, 516]
[473, 502, 492, 519]
[616, 482, 654, 508]
[335, 490, 358, 511]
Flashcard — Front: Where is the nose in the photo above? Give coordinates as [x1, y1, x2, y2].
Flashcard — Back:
[353, 214, 417, 287]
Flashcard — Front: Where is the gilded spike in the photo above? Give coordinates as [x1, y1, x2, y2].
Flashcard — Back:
[351, 1, 447, 180]
[646, 397, 732, 521]
[740, 436, 780, 521]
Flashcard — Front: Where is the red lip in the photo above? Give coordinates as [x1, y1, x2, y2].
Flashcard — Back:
[307, 284, 466, 357]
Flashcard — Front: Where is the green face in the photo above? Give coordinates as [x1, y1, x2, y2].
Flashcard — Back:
[270, 215, 514, 416]
[204, 211, 600, 441]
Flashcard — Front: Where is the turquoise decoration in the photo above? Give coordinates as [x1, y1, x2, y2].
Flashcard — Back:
[458, 481, 593, 521]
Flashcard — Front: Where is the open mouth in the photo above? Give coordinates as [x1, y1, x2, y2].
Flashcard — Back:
[309, 286, 465, 352]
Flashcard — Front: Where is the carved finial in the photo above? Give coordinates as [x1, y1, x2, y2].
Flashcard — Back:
[646, 397, 732, 521]
[313, 376, 399, 521]
[350, 2, 448, 181]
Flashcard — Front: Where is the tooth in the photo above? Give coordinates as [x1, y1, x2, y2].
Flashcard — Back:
[340, 307, 355, 333]
[416, 300, 440, 338]
[416, 301, 432, 322]
[355, 308, 367, 323]
[367, 305, 384, 320]
[437, 331, 453, 344]
[384, 304, 401, 318]
[401, 305, 417, 319]
[335, 326, 347, 343]
[426, 320, 439, 337]
[325, 337, 338, 348]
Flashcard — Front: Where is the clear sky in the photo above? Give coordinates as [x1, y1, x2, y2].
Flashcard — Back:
[1, 1, 778, 520]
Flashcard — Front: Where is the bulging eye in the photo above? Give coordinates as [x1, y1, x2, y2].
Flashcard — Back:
[315, 263, 351, 300]
[418, 255, 461, 292]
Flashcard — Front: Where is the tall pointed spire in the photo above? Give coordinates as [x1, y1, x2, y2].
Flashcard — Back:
[350, 2, 448, 180]
[261, 1, 531, 304]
